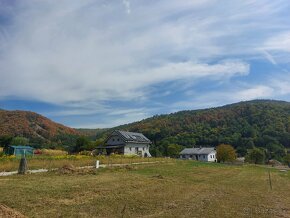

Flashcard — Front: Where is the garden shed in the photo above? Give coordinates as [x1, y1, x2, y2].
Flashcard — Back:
[4, 145, 34, 157]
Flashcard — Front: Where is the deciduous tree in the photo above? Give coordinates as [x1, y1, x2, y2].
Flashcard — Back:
[216, 144, 236, 163]
[245, 147, 266, 164]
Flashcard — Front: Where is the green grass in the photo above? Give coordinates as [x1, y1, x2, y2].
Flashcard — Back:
[0, 160, 289, 218]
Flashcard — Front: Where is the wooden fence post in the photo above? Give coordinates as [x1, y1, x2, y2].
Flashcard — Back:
[268, 168, 273, 190]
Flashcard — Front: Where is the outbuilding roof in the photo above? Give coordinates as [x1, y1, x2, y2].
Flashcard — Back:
[180, 147, 215, 155]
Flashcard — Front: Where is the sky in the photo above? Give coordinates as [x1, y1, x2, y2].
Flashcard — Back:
[0, 0, 290, 128]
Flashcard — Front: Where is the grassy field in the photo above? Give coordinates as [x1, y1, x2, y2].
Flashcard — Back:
[0, 155, 163, 172]
[0, 160, 289, 218]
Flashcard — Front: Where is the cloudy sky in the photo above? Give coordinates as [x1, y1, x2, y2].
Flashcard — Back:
[0, 0, 290, 128]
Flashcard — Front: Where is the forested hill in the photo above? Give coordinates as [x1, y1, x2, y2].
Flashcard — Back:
[0, 110, 80, 147]
[96, 100, 290, 157]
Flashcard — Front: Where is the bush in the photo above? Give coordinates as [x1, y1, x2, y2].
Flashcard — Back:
[245, 147, 265, 164]
[216, 144, 236, 163]
[167, 144, 183, 158]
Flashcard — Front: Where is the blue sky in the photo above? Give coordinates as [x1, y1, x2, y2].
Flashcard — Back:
[0, 0, 290, 128]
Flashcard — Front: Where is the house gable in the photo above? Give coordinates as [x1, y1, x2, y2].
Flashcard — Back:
[104, 130, 152, 157]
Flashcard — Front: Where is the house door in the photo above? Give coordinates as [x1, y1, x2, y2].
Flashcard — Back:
[195, 155, 198, 160]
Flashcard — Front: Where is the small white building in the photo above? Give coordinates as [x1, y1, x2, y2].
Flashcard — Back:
[100, 130, 152, 157]
[179, 147, 216, 162]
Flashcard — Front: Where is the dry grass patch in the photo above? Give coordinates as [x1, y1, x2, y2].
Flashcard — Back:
[0, 161, 289, 218]
[0, 204, 26, 218]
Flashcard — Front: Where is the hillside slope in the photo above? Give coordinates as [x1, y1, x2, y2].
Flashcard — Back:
[0, 110, 79, 147]
[97, 100, 290, 157]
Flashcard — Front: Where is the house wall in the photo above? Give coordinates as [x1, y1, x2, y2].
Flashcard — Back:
[207, 151, 216, 162]
[180, 151, 216, 162]
[124, 143, 151, 157]
[106, 135, 151, 157]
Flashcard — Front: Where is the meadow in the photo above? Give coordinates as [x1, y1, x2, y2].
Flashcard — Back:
[0, 160, 289, 218]
[0, 152, 164, 172]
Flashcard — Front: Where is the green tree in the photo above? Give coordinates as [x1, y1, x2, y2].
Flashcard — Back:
[73, 136, 90, 153]
[245, 147, 266, 164]
[216, 144, 236, 163]
[11, 136, 29, 145]
[266, 143, 286, 161]
[236, 146, 247, 157]
[167, 144, 183, 158]
[95, 139, 104, 147]
[150, 147, 162, 157]
[0, 135, 13, 149]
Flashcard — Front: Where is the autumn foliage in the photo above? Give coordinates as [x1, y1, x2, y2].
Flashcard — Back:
[216, 144, 237, 163]
[0, 110, 80, 147]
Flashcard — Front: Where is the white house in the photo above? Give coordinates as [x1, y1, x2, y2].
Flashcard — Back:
[98, 130, 152, 157]
[179, 147, 216, 162]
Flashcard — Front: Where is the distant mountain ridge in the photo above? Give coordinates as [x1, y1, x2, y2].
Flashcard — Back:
[2, 100, 290, 158]
[96, 100, 290, 158]
[0, 109, 80, 147]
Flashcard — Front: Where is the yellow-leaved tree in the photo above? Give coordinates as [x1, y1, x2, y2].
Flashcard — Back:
[216, 144, 236, 163]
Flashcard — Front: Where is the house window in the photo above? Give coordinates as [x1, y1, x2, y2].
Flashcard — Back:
[112, 139, 115, 142]
[135, 147, 139, 153]
[203, 155, 206, 158]
[117, 138, 119, 141]
[129, 147, 132, 151]
[143, 147, 145, 151]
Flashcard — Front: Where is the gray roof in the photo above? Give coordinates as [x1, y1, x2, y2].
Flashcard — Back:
[112, 130, 151, 144]
[180, 147, 215, 155]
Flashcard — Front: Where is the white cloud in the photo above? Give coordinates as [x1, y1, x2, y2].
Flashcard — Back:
[263, 31, 290, 52]
[0, 0, 289, 124]
[261, 50, 277, 65]
[71, 109, 150, 128]
[122, 0, 131, 14]
[235, 86, 274, 101]
[172, 84, 274, 111]
[0, 0, 253, 105]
